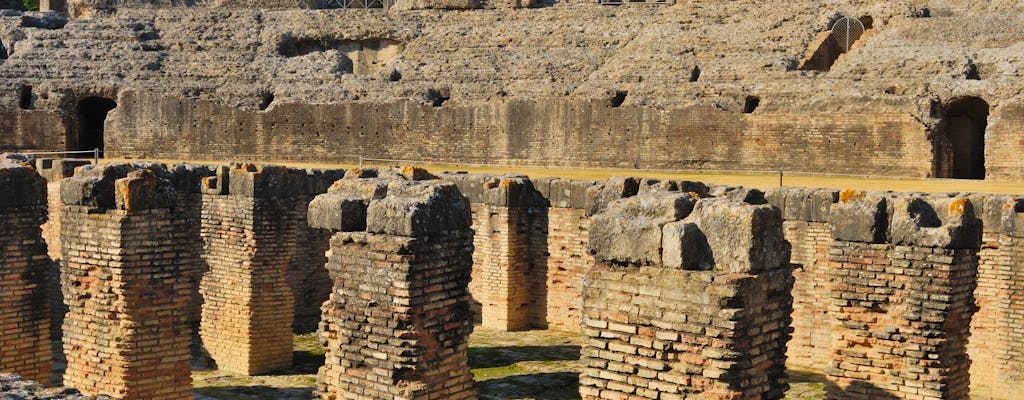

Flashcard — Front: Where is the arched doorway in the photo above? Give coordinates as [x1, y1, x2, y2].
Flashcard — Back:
[939, 97, 989, 179]
[76, 97, 117, 154]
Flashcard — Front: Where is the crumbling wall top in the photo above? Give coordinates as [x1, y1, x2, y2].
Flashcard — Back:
[0, 162, 46, 207]
[308, 166, 471, 236]
[61, 162, 214, 211]
[830, 189, 982, 248]
[589, 191, 790, 274]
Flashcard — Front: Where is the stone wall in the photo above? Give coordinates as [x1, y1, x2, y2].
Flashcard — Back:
[308, 171, 476, 400]
[0, 162, 51, 384]
[59, 163, 200, 400]
[826, 193, 980, 399]
[107, 93, 939, 179]
[198, 164, 341, 375]
[580, 193, 794, 399]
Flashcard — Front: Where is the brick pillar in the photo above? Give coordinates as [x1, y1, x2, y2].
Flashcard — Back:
[0, 162, 51, 383]
[309, 175, 476, 400]
[968, 196, 1024, 399]
[199, 164, 300, 375]
[766, 187, 837, 372]
[827, 192, 979, 399]
[60, 164, 196, 400]
[35, 158, 92, 364]
[581, 194, 794, 399]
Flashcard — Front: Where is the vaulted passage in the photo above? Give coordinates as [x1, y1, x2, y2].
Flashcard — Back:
[75, 97, 117, 154]
[940, 97, 989, 179]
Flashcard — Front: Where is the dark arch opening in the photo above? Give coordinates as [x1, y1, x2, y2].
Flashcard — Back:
[743, 96, 760, 113]
[76, 97, 117, 154]
[938, 97, 988, 179]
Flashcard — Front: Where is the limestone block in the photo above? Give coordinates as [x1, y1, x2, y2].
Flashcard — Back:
[60, 163, 136, 208]
[201, 166, 230, 195]
[589, 213, 670, 266]
[637, 178, 678, 194]
[682, 200, 789, 274]
[0, 163, 46, 207]
[606, 192, 698, 220]
[307, 194, 368, 231]
[326, 178, 389, 200]
[35, 158, 90, 183]
[830, 190, 888, 243]
[888, 196, 981, 249]
[766, 187, 837, 222]
[343, 168, 378, 179]
[228, 164, 303, 198]
[481, 177, 537, 207]
[710, 185, 767, 205]
[585, 177, 639, 216]
[661, 221, 713, 270]
[167, 163, 216, 194]
[114, 169, 175, 211]
[366, 181, 470, 236]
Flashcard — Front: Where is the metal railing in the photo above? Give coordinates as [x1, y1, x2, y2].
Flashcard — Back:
[5, 149, 102, 165]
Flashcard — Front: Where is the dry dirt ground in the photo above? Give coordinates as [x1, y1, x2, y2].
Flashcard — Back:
[187, 328, 826, 400]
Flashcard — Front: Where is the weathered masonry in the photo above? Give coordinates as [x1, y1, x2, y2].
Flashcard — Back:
[59, 163, 203, 400]
[308, 172, 477, 399]
[581, 194, 794, 399]
[0, 160, 51, 384]
[7, 159, 1024, 399]
[198, 164, 342, 374]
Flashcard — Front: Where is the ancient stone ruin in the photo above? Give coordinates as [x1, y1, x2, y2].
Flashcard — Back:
[308, 171, 476, 400]
[4, 157, 1024, 400]
[581, 194, 794, 399]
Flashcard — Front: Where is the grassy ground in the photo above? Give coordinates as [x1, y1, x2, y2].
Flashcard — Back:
[191, 329, 827, 400]
[107, 157, 1024, 195]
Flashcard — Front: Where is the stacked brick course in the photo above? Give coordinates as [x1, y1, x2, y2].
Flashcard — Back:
[581, 194, 794, 399]
[826, 192, 980, 399]
[59, 163, 202, 400]
[308, 173, 476, 400]
[766, 188, 838, 372]
[35, 158, 92, 354]
[966, 195, 1024, 399]
[0, 162, 51, 383]
[198, 164, 341, 374]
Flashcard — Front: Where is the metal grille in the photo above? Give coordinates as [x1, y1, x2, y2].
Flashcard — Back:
[831, 16, 866, 53]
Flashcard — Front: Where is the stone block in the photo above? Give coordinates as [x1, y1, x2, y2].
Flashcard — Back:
[662, 221, 713, 270]
[228, 164, 302, 198]
[114, 169, 175, 211]
[888, 197, 981, 249]
[0, 163, 46, 207]
[481, 177, 538, 207]
[201, 166, 230, 195]
[301, 168, 346, 195]
[366, 181, 470, 236]
[35, 158, 91, 182]
[638, 178, 678, 194]
[684, 199, 789, 274]
[585, 177, 640, 216]
[606, 192, 698, 220]
[589, 214, 671, 266]
[167, 163, 215, 194]
[307, 194, 368, 231]
[830, 190, 888, 243]
[327, 178, 389, 200]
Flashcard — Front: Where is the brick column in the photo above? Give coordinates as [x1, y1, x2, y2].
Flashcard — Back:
[967, 195, 1024, 399]
[0, 162, 51, 383]
[198, 164, 342, 373]
[309, 175, 476, 400]
[35, 158, 92, 361]
[827, 192, 980, 399]
[60, 164, 196, 400]
[766, 187, 838, 372]
[581, 194, 794, 399]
